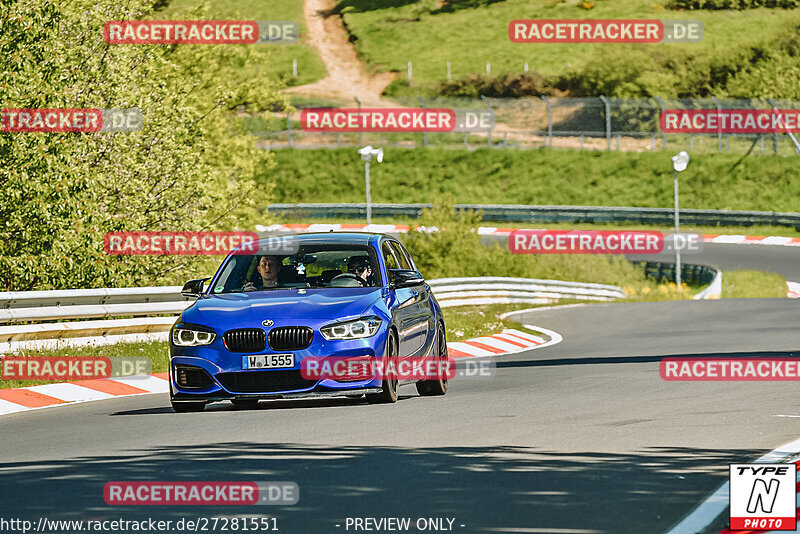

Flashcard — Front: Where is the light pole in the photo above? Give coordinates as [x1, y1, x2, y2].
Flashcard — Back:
[670, 151, 689, 291]
[358, 145, 383, 225]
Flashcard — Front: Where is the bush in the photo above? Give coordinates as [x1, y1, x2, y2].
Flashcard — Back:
[722, 53, 800, 99]
[668, 0, 800, 8]
[401, 197, 653, 288]
[439, 73, 561, 98]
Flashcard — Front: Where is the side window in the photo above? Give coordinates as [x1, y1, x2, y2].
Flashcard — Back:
[389, 241, 411, 270]
[382, 242, 400, 270]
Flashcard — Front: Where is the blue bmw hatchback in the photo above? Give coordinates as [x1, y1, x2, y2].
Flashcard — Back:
[169, 232, 448, 412]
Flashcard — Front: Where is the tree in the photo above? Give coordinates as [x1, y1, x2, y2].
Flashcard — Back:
[0, 0, 283, 289]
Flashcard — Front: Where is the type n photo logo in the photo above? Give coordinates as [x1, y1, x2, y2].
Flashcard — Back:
[729, 464, 796, 531]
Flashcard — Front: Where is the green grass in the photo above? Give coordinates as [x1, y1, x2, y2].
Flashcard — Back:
[155, 0, 326, 88]
[0, 341, 170, 389]
[337, 0, 800, 98]
[263, 147, 800, 212]
[721, 269, 788, 298]
[443, 303, 550, 340]
[277, 216, 800, 238]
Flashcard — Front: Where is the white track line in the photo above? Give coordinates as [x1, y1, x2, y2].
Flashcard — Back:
[520, 325, 563, 350]
[664, 436, 800, 534]
[499, 304, 588, 318]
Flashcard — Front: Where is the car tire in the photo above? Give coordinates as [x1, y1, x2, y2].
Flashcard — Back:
[416, 323, 448, 397]
[367, 332, 399, 404]
[231, 399, 259, 409]
[171, 401, 206, 413]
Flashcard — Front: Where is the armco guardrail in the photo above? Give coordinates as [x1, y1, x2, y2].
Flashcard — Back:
[632, 261, 718, 286]
[0, 277, 626, 352]
[267, 203, 800, 229]
[429, 277, 625, 308]
[630, 261, 722, 300]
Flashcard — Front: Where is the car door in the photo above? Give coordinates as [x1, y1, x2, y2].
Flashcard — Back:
[382, 241, 419, 363]
[387, 240, 428, 358]
[390, 240, 433, 357]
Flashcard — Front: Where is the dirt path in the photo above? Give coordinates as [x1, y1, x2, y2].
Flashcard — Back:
[279, 0, 656, 153]
[282, 0, 395, 106]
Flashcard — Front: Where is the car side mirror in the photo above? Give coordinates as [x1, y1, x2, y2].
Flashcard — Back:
[389, 269, 425, 289]
[181, 277, 211, 298]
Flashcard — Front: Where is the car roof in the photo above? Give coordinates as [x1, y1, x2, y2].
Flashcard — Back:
[253, 231, 397, 247]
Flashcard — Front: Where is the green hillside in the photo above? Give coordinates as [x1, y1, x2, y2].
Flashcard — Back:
[336, 0, 800, 99]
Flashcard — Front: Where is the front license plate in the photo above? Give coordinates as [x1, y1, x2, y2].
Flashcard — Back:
[242, 354, 294, 369]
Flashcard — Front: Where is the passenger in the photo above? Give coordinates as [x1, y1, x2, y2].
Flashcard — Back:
[346, 256, 373, 286]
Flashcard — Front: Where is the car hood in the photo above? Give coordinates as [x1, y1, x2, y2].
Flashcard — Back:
[181, 287, 384, 329]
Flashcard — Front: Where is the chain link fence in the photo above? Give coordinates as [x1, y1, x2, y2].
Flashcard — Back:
[251, 96, 800, 155]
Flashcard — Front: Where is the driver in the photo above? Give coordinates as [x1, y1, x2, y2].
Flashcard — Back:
[347, 256, 373, 286]
[243, 255, 281, 291]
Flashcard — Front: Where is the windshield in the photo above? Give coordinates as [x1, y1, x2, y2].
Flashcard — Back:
[211, 245, 381, 293]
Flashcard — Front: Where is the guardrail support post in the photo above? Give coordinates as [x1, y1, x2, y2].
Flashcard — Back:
[480, 95, 492, 147]
[599, 96, 611, 151]
[354, 96, 363, 146]
[541, 96, 553, 148]
[767, 98, 779, 154]
[364, 161, 371, 225]
[711, 96, 722, 153]
[655, 96, 667, 149]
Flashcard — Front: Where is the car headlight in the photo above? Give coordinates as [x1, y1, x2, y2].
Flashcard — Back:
[172, 327, 216, 347]
[320, 317, 382, 340]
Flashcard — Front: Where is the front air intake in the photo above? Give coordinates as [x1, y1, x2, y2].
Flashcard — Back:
[175, 366, 214, 388]
[223, 328, 267, 353]
[268, 326, 314, 351]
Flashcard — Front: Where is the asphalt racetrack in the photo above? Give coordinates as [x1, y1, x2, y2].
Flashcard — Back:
[1, 243, 799, 534]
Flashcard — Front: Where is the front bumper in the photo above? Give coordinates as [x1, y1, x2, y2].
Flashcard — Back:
[169, 332, 389, 400]
[170, 387, 383, 404]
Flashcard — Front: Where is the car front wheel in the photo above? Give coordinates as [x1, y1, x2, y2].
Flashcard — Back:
[416, 323, 448, 397]
[367, 332, 399, 404]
